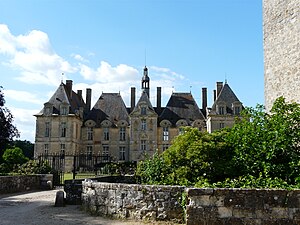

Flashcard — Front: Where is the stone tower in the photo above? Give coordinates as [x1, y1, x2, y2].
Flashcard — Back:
[263, 0, 299, 111]
[141, 66, 150, 97]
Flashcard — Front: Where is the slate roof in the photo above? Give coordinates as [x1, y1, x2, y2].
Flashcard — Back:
[211, 83, 243, 114]
[86, 93, 129, 127]
[37, 83, 85, 115]
[159, 92, 205, 126]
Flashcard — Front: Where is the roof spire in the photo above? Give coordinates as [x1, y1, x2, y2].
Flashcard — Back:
[225, 73, 228, 84]
[61, 72, 64, 84]
[144, 48, 147, 67]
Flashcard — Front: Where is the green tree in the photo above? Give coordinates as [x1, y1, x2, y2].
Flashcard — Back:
[2, 147, 29, 170]
[226, 97, 300, 184]
[0, 87, 19, 161]
[10, 140, 34, 159]
[136, 127, 233, 186]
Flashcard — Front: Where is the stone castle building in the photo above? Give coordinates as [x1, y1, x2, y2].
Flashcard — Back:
[34, 67, 243, 162]
[263, 0, 299, 110]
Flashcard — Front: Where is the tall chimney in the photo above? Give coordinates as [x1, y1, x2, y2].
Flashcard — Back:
[216, 82, 223, 97]
[131, 87, 136, 111]
[77, 90, 82, 100]
[157, 87, 161, 110]
[66, 80, 73, 98]
[213, 90, 216, 102]
[202, 87, 207, 111]
[86, 88, 92, 111]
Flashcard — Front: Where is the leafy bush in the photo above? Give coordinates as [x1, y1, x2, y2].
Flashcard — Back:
[136, 97, 300, 189]
[16, 160, 52, 175]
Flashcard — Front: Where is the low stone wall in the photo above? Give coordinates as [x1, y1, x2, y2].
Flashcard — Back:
[186, 188, 300, 225]
[82, 181, 300, 224]
[64, 175, 136, 205]
[0, 174, 53, 194]
[82, 181, 185, 222]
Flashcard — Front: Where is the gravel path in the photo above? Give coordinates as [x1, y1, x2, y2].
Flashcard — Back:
[0, 190, 179, 225]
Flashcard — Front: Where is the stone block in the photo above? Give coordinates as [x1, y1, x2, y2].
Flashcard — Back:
[54, 190, 65, 207]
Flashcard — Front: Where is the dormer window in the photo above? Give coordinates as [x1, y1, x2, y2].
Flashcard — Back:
[234, 106, 241, 115]
[232, 101, 242, 115]
[219, 106, 225, 115]
[44, 106, 52, 115]
[60, 105, 68, 115]
[141, 106, 147, 115]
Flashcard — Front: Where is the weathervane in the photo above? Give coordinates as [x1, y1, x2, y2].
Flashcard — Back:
[61, 72, 64, 84]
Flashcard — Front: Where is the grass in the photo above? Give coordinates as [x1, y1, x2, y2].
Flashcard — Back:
[63, 172, 97, 181]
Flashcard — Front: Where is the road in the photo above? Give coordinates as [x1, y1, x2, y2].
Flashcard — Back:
[0, 189, 178, 225]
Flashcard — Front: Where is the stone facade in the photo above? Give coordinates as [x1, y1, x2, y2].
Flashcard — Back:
[34, 68, 243, 163]
[263, 0, 300, 111]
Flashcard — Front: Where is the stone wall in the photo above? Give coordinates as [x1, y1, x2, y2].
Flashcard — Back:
[186, 188, 300, 225]
[82, 182, 300, 224]
[82, 181, 185, 222]
[0, 174, 53, 194]
[263, 0, 300, 111]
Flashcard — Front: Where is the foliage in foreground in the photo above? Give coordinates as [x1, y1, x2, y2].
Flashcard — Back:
[0, 86, 19, 161]
[136, 97, 300, 189]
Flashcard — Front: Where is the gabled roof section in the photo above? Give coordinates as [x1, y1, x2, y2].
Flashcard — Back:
[130, 91, 156, 115]
[159, 92, 205, 126]
[37, 82, 85, 115]
[211, 83, 242, 113]
[86, 93, 129, 126]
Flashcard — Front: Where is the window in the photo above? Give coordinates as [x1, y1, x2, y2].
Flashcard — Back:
[119, 147, 126, 161]
[45, 122, 50, 137]
[119, 127, 126, 141]
[141, 119, 147, 131]
[61, 106, 67, 115]
[87, 127, 93, 140]
[141, 107, 146, 115]
[44, 144, 49, 155]
[87, 146, 93, 160]
[163, 127, 169, 141]
[220, 123, 225, 129]
[234, 106, 240, 115]
[60, 144, 65, 156]
[102, 145, 109, 156]
[141, 140, 146, 151]
[219, 106, 225, 115]
[44, 106, 51, 115]
[60, 122, 66, 137]
[104, 128, 109, 141]
[162, 144, 169, 151]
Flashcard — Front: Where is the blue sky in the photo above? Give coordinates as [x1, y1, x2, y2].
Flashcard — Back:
[0, 0, 264, 142]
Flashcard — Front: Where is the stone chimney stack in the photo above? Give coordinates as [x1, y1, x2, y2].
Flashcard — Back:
[213, 90, 216, 102]
[202, 87, 207, 111]
[85, 88, 92, 112]
[131, 87, 136, 112]
[157, 87, 161, 110]
[216, 82, 223, 98]
[77, 90, 82, 100]
[66, 80, 73, 98]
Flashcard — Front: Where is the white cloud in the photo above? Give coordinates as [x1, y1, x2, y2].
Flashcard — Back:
[4, 89, 44, 105]
[79, 61, 140, 83]
[0, 24, 77, 86]
[72, 53, 89, 63]
[9, 107, 38, 142]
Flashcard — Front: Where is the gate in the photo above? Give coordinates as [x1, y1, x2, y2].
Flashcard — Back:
[37, 154, 65, 186]
[36, 154, 111, 186]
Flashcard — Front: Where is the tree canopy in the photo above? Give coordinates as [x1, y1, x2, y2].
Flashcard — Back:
[0, 86, 19, 160]
[136, 97, 300, 188]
